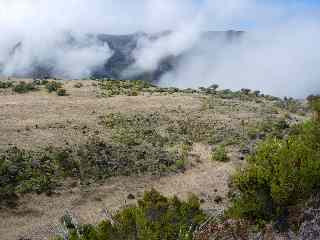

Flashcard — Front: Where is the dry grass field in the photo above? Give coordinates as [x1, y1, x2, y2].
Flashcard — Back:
[0, 78, 306, 240]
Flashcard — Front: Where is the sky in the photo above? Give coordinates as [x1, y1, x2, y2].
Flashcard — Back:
[2, 0, 320, 34]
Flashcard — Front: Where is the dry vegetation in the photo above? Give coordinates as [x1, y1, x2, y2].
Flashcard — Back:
[0, 78, 308, 240]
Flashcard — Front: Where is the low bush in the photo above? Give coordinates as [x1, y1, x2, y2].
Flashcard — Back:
[78, 139, 178, 182]
[57, 189, 206, 240]
[98, 79, 157, 97]
[0, 81, 13, 89]
[13, 81, 38, 93]
[57, 88, 67, 96]
[211, 145, 229, 162]
[228, 121, 320, 225]
[0, 146, 78, 207]
[45, 80, 63, 93]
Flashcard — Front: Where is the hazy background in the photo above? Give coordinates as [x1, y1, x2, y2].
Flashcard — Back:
[0, 0, 320, 97]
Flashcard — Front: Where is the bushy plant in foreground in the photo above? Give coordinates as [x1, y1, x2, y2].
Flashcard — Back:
[57, 189, 206, 240]
[228, 121, 320, 224]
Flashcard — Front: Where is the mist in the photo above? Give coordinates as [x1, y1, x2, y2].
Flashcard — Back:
[159, 19, 320, 98]
[1, 0, 320, 97]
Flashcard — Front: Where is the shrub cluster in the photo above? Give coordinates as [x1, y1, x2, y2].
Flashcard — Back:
[98, 79, 157, 97]
[78, 139, 179, 183]
[228, 121, 320, 225]
[0, 80, 13, 89]
[101, 112, 191, 173]
[0, 133, 189, 206]
[56, 189, 206, 240]
[13, 81, 38, 93]
[0, 147, 78, 206]
[45, 80, 67, 96]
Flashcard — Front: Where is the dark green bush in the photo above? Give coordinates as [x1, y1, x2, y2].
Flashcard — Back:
[228, 121, 320, 223]
[32, 79, 42, 85]
[0, 81, 13, 89]
[0, 147, 58, 200]
[46, 80, 63, 92]
[13, 81, 38, 93]
[58, 189, 206, 240]
[57, 88, 67, 96]
[0, 146, 78, 206]
[78, 137, 180, 183]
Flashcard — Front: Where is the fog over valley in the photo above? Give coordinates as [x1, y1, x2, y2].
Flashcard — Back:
[1, 0, 320, 97]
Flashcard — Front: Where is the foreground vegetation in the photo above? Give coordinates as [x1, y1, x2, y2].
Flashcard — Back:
[56, 189, 205, 240]
[229, 120, 320, 229]
[50, 121, 320, 239]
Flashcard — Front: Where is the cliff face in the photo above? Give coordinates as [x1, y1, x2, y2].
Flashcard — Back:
[3, 30, 244, 81]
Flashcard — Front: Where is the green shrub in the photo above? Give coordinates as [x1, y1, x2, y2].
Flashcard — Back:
[0, 147, 58, 199]
[211, 145, 229, 162]
[228, 121, 320, 223]
[0, 146, 78, 206]
[57, 88, 67, 96]
[0, 81, 13, 89]
[46, 80, 63, 92]
[78, 138, 178, 182]
[13, 81, 38, 93]
[98, 79, 156, 97]
[32, 79, 42, 85]
[41, 79, 49, 85]
[58, 189, 206, 240]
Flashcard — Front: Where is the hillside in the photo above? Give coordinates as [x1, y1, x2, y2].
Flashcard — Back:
[0, 78, 308, 240]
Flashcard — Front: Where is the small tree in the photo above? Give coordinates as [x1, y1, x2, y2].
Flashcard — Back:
[307, 95, 320, 122]
[209, 84, 219, 91]
[241, 88, 251, 95]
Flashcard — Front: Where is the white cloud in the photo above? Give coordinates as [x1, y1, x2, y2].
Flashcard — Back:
[0, 0, 319, 96]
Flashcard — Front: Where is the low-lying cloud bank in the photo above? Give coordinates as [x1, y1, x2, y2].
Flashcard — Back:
[0, 0, 320, 97]
[1, 33, 112, 79]
[158, 20, 320, 98]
